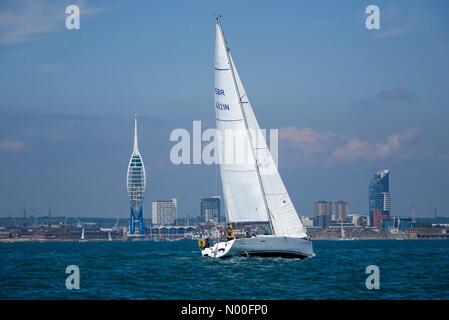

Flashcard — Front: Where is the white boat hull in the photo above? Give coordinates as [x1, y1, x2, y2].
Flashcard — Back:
[201, 235, 314, 259]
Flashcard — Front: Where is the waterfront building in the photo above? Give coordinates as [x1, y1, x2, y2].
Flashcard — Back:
[381, 217, 395, 230]
[347, 214, 360, 226]
[152, 199, 177, 226]
[300, 216, 314, 228]
[356, 215, 369, 228]
[127, 116, 147, 236]
[329, 218, 354, 228]
[334, 201, 348, 221]
[372, 210, 383, 229]
[147, 225, 196, 240]
[200, 197, 221, 223]
[394, 217, 414, 231]
[369, 169, 390, 227]
[314, 201, 332, 228]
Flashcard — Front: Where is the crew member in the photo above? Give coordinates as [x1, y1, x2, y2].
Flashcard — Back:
[226, 223, 235, 241]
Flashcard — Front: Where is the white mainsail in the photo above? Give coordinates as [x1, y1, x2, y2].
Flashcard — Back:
[215, 18, 307, 238]
[215, 20, 269, 224]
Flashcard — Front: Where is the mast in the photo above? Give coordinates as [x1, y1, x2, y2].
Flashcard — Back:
[48, 204, 51, 227]
[23, 204, 27, 227]
[340, 220, 345, 239]
[216, 17, 274, 234]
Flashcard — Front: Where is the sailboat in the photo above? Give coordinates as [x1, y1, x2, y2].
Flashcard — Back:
[108, 231, 112, 241]
[338, 220, 357, 241]
[339, 221, 345, 240]
[200, 18, 314, 259]
[79, 227, 87, 242]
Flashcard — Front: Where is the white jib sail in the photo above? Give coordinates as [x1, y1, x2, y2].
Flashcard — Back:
[215, 19, 307, 238]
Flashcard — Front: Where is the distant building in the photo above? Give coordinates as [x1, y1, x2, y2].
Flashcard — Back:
[152, 199, 177, 226]
[381, 217, 395, 230]
[334, 201, 348, 221]
[357, 215, 368, 228]
[394, 217, 414, 231]
[200, 197, 221, 223]
[315, 201, 333, 215]
[314, 201, 332, 228]
[300, 216, 314, 228]
[347, 214, 360, 226]
[369, 169, 390, 227]
[329, 218, 354, 228]
[372, 210, 383, 229]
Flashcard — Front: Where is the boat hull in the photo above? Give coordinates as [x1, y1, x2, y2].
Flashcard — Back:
[201, 235, 314, 259]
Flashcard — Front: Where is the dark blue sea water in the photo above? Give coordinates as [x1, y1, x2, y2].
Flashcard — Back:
[1, 240, 448, 299]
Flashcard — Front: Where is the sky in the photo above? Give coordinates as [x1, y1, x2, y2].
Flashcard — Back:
[0, 0, 448, 219]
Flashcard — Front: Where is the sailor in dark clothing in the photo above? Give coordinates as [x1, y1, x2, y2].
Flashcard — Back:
[226, 224, 235, 241]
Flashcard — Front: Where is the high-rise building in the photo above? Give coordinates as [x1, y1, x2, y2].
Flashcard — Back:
[127, 116, 146, 236]
[152, 199, 177, 226]
[200, 197, 221, 223]
[334, 201, 348, 221]
[314, 201, 332, 215]
[369, 169, 390, 227]
[314, 201, 332, 228]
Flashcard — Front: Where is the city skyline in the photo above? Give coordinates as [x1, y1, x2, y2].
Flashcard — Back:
[0, 0, 449, 218]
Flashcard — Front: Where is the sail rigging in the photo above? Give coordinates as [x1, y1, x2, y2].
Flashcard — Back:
[215, 18, 307, 238]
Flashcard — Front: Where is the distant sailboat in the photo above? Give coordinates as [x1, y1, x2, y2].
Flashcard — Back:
[200, 18, 314, 259]
[340, 221, 346, 239]
[108, 231, 112, 241]
[338, 220, 357, 241]
[79, 227, 87, 242]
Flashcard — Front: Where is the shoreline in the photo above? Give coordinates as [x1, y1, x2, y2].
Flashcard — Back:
[0, 237, 447, 243]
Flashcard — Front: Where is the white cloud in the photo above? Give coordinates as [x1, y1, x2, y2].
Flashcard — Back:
[279, 127, 423, 164]
[0, 0, 106, 44]
[333, 128, 423, 160]
[332, 138, 370, 160]
[372, 7, 426, 40]
[0, 139, 25, 152]
[279, 127, 340, 155]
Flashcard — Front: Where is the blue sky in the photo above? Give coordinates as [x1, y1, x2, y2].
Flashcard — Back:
[0, 0, 448, 219]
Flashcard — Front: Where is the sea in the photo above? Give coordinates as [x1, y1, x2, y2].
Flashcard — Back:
[1, 240, 448, 300]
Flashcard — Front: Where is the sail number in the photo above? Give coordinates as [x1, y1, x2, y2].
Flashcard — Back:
[215, 88, 225, 96]
[216, 102, 230, 111]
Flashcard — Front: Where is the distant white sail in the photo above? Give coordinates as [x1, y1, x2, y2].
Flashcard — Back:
[215, 20, 307, 238]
